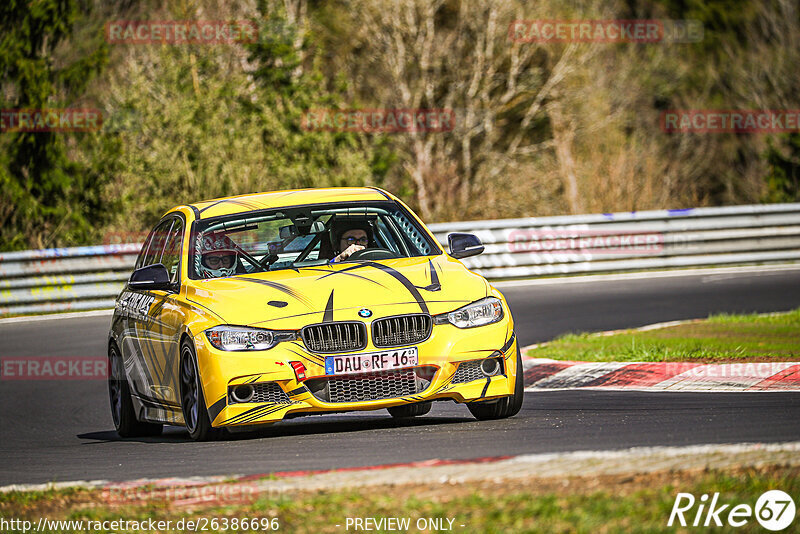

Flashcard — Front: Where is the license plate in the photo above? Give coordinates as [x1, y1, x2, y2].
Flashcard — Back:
[325, 347, 418, 375]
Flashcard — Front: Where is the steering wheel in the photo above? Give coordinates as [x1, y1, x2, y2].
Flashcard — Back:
[347, 247, 398, 261]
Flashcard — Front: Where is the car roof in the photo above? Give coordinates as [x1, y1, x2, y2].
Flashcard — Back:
[177, 187, 393, 220]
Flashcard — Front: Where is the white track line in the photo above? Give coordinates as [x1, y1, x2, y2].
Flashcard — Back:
[3, 441, 799, 494]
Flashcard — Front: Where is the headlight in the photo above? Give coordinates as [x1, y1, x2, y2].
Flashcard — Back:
[436, 297, 504, 328]
[205, 326, 296, 351]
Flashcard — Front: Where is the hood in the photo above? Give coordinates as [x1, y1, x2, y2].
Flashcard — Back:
[185, 255, 488, 329]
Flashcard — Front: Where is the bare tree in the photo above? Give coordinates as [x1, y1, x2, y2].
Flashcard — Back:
[350, 0, 602, 219]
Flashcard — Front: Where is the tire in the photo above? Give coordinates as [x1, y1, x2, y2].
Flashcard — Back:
[179, 340, 224, 441]
[388, 401, 432, 418]
[108, 344, 163, 438]
[467, 346, 524, 421]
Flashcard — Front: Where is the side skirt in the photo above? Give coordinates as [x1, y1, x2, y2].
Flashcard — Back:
[132, 394, 185, 425]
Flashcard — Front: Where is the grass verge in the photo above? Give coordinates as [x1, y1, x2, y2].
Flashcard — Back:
[1, 465, 797, 533]
[525, 309, 800, 363]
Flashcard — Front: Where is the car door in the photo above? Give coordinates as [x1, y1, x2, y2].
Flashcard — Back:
[146, 216, 189, 421]
[120, 217, 186, 422]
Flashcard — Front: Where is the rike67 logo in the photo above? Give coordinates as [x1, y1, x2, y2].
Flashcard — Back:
[669, 490, 796, 530]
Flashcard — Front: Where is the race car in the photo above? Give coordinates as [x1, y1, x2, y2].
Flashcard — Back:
[108, 187, 522, 440]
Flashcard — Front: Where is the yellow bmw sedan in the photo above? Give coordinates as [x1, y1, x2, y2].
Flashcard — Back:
[108, 187, 522, 440]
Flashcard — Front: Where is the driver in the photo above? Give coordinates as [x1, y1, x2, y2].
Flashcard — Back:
[196, 232, 240, 278]
[329, 222, 373, 263]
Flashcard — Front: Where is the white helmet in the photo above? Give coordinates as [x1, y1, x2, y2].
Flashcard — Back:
[195, 232, 239, 278]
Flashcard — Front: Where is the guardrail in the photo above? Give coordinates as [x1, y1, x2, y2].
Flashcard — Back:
[2, 203, 799, 316]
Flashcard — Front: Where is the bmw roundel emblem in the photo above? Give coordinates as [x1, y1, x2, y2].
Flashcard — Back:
[358, 308, 373, 318]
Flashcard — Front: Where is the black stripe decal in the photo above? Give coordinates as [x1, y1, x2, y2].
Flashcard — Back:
[224, 403, 271, 424]
[185, 205, 201, 218]
[208, 395, 227, 421]
[226, 403, 290, 425]
[147, 297, 174, 395]
[367, 186, 391, 199]
[130, 310, 159, 401]
[188, 299, 225, 320]
[501, 332, 516, 354]
[234, 405, 275, 425]
[133, 395, 181, 410]
[228, 406, 273, 425]
[226, 199, 261, 211]
[288, 386, 307, 396]
[196, 199, 228, 214]
[431, 374, 455, 395]
[163, 343, 180, 399]
[142, 297, 167, 330]
[314, 263, 372, 279]
[481, 377, 491, 398]
[322, 290, 334, 323]
[304, 267, 388, 288]
[362, 261, 429, 314]
[417, 259, 441, 292]
[142, 297, 171, 390]
[429, 259, 441, 290]
[197, 198, 261, 215]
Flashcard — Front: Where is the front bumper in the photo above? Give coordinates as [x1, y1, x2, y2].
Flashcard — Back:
[194, 319, 518, 427]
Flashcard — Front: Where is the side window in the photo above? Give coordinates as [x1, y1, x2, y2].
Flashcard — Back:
[142, 220, 174, 267]
[161, 219, 184, 283]
[134, 230, 155, 270]
[391, 210, 433, 255]
[374, 218, 402, 254]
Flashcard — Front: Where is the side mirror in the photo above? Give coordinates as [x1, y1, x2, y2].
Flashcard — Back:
[448, 233, 484, 259]
[128, 263, 172, 291]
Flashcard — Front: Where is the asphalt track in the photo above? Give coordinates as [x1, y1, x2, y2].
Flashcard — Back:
[1, 266, 799, 485]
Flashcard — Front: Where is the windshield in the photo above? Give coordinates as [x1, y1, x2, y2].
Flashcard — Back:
[189, 201, 439, 279]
